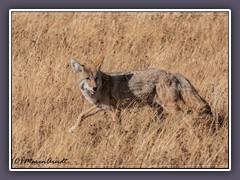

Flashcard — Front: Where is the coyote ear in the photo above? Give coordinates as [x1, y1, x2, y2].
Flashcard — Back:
[93, 59, 103, 71]
[70, 59, 84, 73]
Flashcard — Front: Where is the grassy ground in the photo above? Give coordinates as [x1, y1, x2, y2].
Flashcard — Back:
[11, 11, 229, 168]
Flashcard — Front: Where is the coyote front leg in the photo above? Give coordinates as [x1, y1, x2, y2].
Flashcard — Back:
[69, 106, 102, 133]
[110, 106, 122, 131]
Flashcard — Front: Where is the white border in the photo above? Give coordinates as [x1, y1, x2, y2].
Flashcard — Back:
[9, 9, 231, 172]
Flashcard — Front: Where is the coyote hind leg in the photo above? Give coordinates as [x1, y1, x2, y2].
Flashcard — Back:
[155, 79, 183, 115]
[69, 106, 102, 133]
[150, 102, 165, 120]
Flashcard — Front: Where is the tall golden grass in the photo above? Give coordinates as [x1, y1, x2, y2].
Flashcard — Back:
[11, 12, 229, 168]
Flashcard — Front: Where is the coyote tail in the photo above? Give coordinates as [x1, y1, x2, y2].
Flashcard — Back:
[175, 73, 212, 116]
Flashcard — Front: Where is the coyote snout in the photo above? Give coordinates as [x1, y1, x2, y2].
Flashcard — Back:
[69, 59, 212, 133]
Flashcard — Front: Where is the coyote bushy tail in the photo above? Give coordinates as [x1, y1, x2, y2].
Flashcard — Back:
[175, 73, 212, 116]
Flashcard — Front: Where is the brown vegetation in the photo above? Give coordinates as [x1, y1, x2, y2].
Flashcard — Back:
[11, 11, 229, 168]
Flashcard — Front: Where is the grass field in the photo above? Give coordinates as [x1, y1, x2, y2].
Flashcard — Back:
[11, 11, 229, 168]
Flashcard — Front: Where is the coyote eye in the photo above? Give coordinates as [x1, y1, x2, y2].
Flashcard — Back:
[86, 77, 90, 80]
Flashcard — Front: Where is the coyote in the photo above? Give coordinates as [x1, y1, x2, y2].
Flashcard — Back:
[69, 59, 212, 133]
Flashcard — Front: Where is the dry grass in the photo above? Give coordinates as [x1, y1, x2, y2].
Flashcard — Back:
[11, 12, 229, 169]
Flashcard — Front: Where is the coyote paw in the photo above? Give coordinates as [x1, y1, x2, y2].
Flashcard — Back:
[68, 126, 76, 133]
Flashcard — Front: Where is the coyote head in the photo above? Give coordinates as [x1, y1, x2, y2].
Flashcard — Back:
[70, 59, 103, 94]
